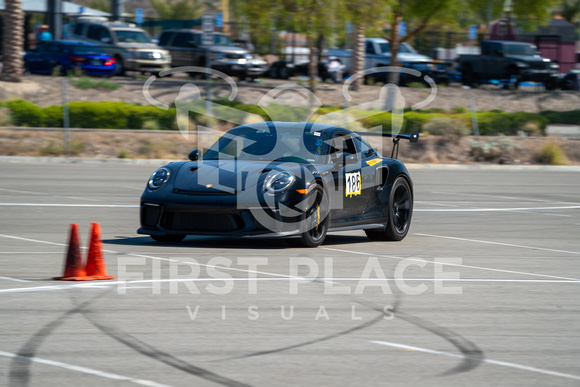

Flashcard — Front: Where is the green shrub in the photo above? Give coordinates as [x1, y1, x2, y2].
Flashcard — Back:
[534, 142, 568, 165]
[475, 112, 514, 135]
[540, 110, 580, 125]
[423, 117, 469, 138]
[7, 100, 45, 127]
[43, 105, 64, 127]
[451, 107, 468, 114]
[407, 82, 427, 89]
[71, 77, 120, 90]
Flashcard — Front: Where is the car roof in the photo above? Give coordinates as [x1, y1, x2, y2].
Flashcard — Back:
[485, 40, 533, 45]
[238, 122, 354, 136]
[162, 29, 226, 36]
[53, 40, 97, 46]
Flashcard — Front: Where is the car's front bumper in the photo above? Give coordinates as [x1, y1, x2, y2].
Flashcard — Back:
[138, 201, 305, 237]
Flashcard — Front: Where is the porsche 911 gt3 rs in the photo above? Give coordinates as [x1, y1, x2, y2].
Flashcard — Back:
[138, 121, 418, 247]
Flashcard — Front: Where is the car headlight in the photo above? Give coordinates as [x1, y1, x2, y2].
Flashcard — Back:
[264, 171, 295, 195]
[148, 168, 170, 190]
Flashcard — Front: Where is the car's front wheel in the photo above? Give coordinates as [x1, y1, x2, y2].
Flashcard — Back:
[291, 185, 328, 247]
[365, 176, 413, 241]
[150, 234, 186, 243]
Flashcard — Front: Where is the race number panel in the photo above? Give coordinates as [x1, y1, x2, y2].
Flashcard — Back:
[345, 171, 361, 197]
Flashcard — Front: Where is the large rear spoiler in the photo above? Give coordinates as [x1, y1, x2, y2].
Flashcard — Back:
[356, 129, 419, 159]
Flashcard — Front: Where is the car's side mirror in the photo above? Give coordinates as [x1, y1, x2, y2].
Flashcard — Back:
[101, 37, 112, 43]
[188, 41, 197, 48]
[344, 153, 358, 165]
[188, 149, 201, 161]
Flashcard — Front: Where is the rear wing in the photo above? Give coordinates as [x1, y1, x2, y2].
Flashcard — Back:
[356, 129, 419, 159]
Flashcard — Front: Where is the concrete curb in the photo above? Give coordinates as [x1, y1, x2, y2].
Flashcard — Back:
[1, 156, 580, 171]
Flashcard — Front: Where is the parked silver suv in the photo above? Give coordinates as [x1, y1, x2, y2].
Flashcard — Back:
[70, 18, 171, 75]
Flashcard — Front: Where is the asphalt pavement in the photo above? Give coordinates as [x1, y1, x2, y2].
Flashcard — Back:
[1, 161, 579, 386]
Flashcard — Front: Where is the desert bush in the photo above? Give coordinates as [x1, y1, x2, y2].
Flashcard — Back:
[40, 140, 85, 156]
[510, 112, 548, 135]
[0, 107, 13, 126]
[534, 142, 569, 165]
[468, 138, 517, 162]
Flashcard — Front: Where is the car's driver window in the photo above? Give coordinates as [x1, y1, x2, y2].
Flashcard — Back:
[354, 137, 377, 159]
[331, 134, 356, 155]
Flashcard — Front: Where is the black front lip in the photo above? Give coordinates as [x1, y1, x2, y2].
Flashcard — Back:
[139, 201, 305, 237]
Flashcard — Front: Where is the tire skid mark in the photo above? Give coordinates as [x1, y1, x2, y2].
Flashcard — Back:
[361, 300, 485, 375]
[81, 312, 253, 387]
[8, 292, 108, 387]
[65, 289, 253, 387]
[214, 314, 385, 362]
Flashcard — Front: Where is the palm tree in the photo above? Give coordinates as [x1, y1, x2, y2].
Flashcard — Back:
[0, 0, 24, 82]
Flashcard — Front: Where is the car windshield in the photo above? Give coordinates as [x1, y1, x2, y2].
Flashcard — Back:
[214, 34, 234, 46]
[114, 30, 151, 43]
[504, 44, 536, 56]
[70, 45, 106, 55]
[203, 125, 328, 163]
[376, 42, 416, 54]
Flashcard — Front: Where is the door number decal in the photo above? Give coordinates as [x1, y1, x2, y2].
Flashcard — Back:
[345, 171, 362, 197]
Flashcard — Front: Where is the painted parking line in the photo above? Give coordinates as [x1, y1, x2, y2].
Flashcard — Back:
[0, 350, 171, 386]
[0, 188, 101, 202]
[371, 340, 580, 381]
[0, 277, 578, 295]
[415, 233, 580, 256]
[323, 246, 580, 281]
[0, 276, 30, 283]
[415, 205, 580, 212]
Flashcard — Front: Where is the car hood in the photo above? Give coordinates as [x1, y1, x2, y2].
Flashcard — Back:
[116, 42, 163, 50]
[210, 45, 248, 55]
[507, 55, 547, 63]
[172, 159, 301, 194]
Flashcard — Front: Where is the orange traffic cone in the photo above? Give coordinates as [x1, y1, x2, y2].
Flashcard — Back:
[85, 223, 116, 280]
[54, 224, 90, 281]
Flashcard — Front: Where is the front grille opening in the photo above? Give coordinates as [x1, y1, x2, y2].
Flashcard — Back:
[161, 212, 243, 232]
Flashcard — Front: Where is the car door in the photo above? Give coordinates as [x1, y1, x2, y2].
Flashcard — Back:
[45, 43, 64, 72]
[330, 132, 375, 220]
[26, 45, 47, 72]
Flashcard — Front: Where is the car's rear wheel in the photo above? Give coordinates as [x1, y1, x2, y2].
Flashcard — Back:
[150, 234, 186, 243]
[365, 176, 413, 241]
[291, 185, 328, 248]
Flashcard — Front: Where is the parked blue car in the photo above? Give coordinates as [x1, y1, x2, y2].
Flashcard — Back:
[24, 40, 116, 76]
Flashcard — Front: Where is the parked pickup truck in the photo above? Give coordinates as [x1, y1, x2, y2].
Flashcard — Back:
[328, 38, 447, 85]
[458, 41, 560, 89]
[158, 29, 268, 80]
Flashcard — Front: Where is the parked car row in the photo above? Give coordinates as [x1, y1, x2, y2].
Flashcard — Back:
[25, 17, 267, 79]
[22, 17, 580, 91]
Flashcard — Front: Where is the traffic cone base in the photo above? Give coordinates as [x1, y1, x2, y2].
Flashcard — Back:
[85, 222, 116, 280]
[54, 224, 92, 281]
